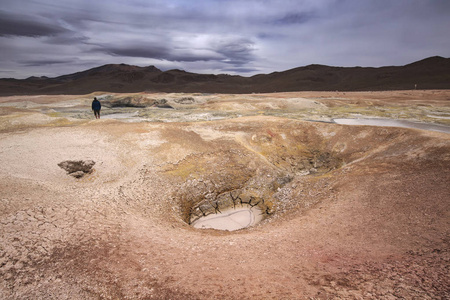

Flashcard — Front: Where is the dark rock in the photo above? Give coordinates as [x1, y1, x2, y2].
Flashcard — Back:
[174, 97, 195, 104]
[102, 96, 155, 108]
[154, 99, 174, 109]
[58, 160, 95, 178]
[156, 104, 174, 109]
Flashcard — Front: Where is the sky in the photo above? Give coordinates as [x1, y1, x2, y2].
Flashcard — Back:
[1, 0, 449, 79]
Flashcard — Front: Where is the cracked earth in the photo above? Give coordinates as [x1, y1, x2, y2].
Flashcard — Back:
[0, 90, 449, 299]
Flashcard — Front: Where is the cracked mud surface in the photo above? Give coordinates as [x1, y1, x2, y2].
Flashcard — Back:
[0, 91, 449, 299]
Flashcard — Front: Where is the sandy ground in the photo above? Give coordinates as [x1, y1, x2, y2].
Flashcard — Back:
[0, 91, 449, 299]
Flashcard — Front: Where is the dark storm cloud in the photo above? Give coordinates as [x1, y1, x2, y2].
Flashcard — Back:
[95, 43, 220, 62]
[216, 39, 256, 65]
[273, 12, 315, 25]
[0, 0, 449, 79]
[92, 36, 255, 66]
[167, 51, 222, 63]
[0, 10, 68, 37]
[101, 42, 253, 65]
[44, 33, 89, 45]
[103, 45, 170, 60]
[20, 59, 69, 67]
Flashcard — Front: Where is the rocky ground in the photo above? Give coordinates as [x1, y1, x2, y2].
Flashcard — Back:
[0, 90, 449, 299]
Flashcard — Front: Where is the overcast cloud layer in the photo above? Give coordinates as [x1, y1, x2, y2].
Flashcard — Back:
[1, 0, 449, 79]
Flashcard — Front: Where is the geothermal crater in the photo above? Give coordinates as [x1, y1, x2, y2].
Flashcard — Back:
[168, 123, 348, 232]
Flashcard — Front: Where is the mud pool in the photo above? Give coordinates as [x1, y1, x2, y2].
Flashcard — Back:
[191, 205, 264, 231]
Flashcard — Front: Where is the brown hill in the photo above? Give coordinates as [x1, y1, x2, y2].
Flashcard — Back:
[0, 56, 449, 95]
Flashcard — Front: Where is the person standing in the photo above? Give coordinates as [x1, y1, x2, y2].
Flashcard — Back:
[92, 97, 101, 119]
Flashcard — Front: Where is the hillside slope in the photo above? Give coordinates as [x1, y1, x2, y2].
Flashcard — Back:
[0, 56, 448, 95]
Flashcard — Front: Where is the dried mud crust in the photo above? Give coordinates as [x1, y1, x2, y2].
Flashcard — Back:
[304, 247, 449, 299]
[0, 115, 449, 299]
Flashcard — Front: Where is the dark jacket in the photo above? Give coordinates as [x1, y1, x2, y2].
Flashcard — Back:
[92, 99, 101, 110]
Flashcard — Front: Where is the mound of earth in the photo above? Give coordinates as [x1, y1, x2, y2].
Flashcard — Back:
[0, 92, 449, 299]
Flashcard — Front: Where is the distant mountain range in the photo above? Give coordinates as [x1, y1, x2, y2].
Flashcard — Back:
[1, 56, 449, 95]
